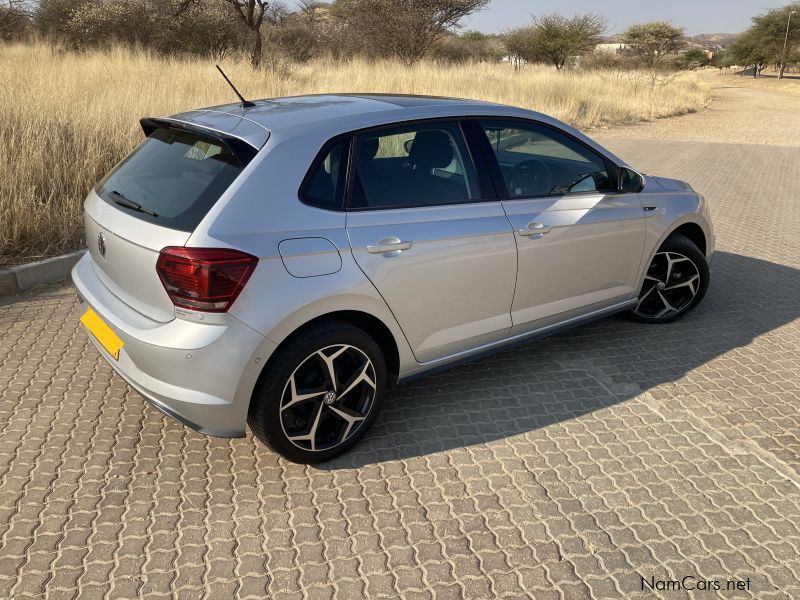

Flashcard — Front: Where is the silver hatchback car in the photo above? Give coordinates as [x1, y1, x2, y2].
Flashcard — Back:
[72, 94, 714, 462]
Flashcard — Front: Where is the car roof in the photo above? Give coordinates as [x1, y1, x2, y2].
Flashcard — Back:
[215, 93, 496, 116]
[328, 93, 494, 108]
[163, 93, 627, 167]
[168, 94, 502, 141]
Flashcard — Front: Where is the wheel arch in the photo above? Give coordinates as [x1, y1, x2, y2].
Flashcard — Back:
[245, 302, 408, 416]
[636, 215, 711, 295]
[268, 310, 402, 386]
[669, 222, 706, 256]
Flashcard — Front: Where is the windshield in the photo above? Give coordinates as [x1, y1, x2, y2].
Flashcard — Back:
[96, 127, 245, 231]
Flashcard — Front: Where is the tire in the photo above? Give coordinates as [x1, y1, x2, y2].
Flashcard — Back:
[628, 233, 709, 323]
[248, 320, 387, 463]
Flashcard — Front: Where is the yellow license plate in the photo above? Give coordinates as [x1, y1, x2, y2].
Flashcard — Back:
[80, 307, 124, 360]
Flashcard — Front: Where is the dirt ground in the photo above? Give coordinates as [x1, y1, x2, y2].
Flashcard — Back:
[595, 72, 800, 147]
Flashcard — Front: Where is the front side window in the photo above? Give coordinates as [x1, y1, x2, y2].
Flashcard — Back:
[480, 120, 613, 199]
[350, 121, 480, 210]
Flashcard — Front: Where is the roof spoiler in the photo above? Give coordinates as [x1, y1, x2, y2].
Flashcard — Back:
[139, 117, 259, 165]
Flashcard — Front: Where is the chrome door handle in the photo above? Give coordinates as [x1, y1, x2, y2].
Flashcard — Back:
[518, 222, 551, 236]
[366, 237, 413, 254]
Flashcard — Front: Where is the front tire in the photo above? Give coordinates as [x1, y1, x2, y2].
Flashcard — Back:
[629, 233, 709, 323]
[248, 320, 387, 463]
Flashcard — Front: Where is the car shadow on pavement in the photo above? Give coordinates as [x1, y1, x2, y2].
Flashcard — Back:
[323, 251, 800, 469]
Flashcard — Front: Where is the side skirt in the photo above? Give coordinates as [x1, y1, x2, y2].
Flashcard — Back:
[398, 299, 637, 384]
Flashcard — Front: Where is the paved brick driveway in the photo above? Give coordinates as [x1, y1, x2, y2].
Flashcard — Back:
[2, 132, 800, 596]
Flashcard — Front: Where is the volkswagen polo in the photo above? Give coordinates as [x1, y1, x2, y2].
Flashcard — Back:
[72, 94, 714, 463]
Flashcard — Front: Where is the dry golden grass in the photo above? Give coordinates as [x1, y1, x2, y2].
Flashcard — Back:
[0, 42, 710, 266]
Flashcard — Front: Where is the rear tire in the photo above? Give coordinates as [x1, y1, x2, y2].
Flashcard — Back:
[628, 233, 709, 323]
[248, 320, 387, 463]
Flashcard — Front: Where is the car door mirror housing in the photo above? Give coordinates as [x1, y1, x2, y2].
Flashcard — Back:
[619, 166, 645, 193]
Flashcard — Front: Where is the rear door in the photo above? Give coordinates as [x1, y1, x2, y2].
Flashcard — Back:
[345, 120, 517, 363]
[87, 124, 257, 322]
[475, 119, 645, 335]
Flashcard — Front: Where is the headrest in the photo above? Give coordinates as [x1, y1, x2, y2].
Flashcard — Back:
[408, 130, 454, 169]
[359, 137, 379, 162]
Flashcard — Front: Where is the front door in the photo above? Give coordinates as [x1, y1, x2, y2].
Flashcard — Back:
[476, 119, 645, 335]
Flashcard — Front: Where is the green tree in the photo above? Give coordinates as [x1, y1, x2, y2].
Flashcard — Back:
[461, 29, 485, 42]
[502, 25, 537, 69]
[66, 0, 246, 59]
[622, 21, 685, 69]
[431, 30, 503, 63]
[676, 47, 710, 70]
[745, 2, 800, 78]
[67, 1, 154, 48]
[171, 1, 245, 60]
[333, 0, 490, 66]
[527, 13, 608, 70]
[709, 48, 735, 71]
[730, 30, 770, 77]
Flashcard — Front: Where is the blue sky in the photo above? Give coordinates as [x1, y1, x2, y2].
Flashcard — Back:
[458, 0, 790, 35]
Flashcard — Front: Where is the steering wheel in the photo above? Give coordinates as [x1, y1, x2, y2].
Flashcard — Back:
[506, 159, 553, 197]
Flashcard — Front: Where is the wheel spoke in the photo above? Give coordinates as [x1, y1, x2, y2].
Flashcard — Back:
[287, 401, 325, 451]
[328, 405, 367, 442]
[337, 359, 376, 400]
[281, 374, 327, 412]
[664, 274, 699, 293]
[657, 290, 678, 315]
[663, 255, 673, 282]
[317, 346, 347, 391]
[635, 285, 656, 310]
[664, 253, 691, 282]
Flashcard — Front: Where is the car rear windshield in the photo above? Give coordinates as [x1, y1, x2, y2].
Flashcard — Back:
[96, 127, 247, 231]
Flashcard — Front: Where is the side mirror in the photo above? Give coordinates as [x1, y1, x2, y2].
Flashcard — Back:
[619, 166, 645, 193]
[403, 139, 414, 154]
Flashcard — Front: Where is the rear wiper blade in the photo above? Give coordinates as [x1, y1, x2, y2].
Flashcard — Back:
[109, 190, 158, 217]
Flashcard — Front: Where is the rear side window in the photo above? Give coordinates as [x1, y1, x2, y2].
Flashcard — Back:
[350, 121, 480, 210]
[301, 138, 349, 210]
[96, 127, 246, 231]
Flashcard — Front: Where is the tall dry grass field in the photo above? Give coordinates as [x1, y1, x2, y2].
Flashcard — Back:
[0, 42, 710, 265]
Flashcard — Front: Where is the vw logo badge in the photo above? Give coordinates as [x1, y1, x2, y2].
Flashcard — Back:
[97, 232, 106, 257]
[323, 391, 337, 406]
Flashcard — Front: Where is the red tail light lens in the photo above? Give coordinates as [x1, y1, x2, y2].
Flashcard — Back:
[156, 247, 258, 312]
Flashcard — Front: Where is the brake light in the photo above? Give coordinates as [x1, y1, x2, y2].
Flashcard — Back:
[156, 247, 258, 312]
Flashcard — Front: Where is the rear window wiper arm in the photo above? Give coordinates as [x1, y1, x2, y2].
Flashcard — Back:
[109, 190, 158, 217]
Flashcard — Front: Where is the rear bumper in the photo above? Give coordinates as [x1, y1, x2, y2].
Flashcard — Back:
[71, 252, 273, 437]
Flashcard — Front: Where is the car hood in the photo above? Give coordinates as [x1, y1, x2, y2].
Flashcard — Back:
[646, 175, 694, 192]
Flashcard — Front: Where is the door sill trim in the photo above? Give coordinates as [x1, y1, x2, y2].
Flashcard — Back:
[399, 299, 636, 383]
